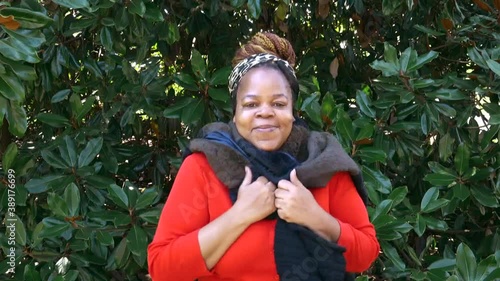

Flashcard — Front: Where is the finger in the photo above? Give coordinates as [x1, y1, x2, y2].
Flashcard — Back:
[266, 181, 277, 189]
[277, 179, 292, 191]
[290, 169, 303, 187]
[241, 166, 252, 186]
[256, 176, 269, 185]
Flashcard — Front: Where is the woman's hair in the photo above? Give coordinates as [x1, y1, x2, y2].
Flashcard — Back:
[231, 32, 299, 111]
[232, 32, 296, 67]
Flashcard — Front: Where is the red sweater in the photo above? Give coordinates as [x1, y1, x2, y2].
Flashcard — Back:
[148, 153, 379, 281]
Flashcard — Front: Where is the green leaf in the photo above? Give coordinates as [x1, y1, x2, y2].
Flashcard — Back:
[399, 47, 417, 73]
[439, 133, 455, 161]
[64, 183, 80, 217]
[370, 60, 399, 76]
[39, 217, 71, 238]
[52, 0, 89, 9]
[420, 187, 439, 211]
[456, 243, 477, 281]
[427, 89, 467, 101]
[336, 108, 354, 141]
[357, 147, 387, 164]
[208, 87, 229, 102]
[408, 51, 439, 71]
[24, 264, 42, 281]
[356, 90, 376, 118]
[174, 73, 199, 91]
[428, 161, 457, 177]
[428, 259, 456, 270]
[0, 55, 37, 81]
[247, 0, 262, 19]
[453, 184, 470, 201]
[164, 21, 180, 45]
[77, 137, 103, 168]
[47, 192, 69, 217]
[75, 96, 96, 121]
[384, 42, 398, 65]
[51, 89, 71, 103]
[302, 94, 322, 127]
[490, 114, 500, 125]
[388, 186, 408, 206]
[6, 101, 27, 137]
[96, 231, 114, 246]
[467, 47, 488, 69]
[362, 166, 392, 194]
[36, 112, 70, 128]
[6, 213, 27, 246]
[112, 238, 130, 268]
[454, 143, 470, 176]
[181, 98, 205, 125]
[381, 241, 405, 270]
[210, 66, 232, 86]
[2, 142, 18, 171]
[129, 0, 146, 16]
[59, 136, 77, 168]
[4, 29, 45, 49]
[138, 208, 161, 224]
[423, 173, 456, 186]
[99, 27, 113, 51]
[144, 3, 164, 22]
[191, 49, 207, 80]
[135, 188, 158, 210]
[163, 97, 191, 118]
[41, 150, 70, 169]
[107, 184, 129, 210]
[25, 175, 71, 193]
[414, 213, 426, 237]
[434, 103, 457, 118]
[486, 59, 500, 77]
[0, 73, 25, 101]
[230, 0, 246, 8]
[0, 7, 53, 29]
[372, 199, 393, 221]
[414, 24, 445, 36]
[470, 186, 498, 208]
[126, 225, 148, 256]
[0, 39, 40, 63]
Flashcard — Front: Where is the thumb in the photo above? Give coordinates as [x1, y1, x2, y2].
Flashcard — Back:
[241, 166, 252, 186]
[290, 169, 302, 186]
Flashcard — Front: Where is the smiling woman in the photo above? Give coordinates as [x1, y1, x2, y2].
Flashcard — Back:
[147, 32, 379, 281]
[233, 67, 295, 151]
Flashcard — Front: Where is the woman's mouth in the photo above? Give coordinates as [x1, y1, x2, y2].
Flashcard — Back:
[254, 125, 277, 132]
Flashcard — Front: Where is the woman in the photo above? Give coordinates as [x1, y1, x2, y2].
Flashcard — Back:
[147, 32, 379, 281]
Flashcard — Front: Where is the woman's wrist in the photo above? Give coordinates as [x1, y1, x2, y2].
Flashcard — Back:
[303, 205, 341, 242]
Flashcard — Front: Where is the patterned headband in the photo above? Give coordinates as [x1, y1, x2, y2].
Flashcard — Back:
[228, 53, 296, 97]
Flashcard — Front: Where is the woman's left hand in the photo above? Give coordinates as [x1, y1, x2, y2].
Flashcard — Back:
[275, 169, 321, 225]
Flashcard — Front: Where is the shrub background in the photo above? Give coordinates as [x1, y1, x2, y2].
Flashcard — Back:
[0, 0, 499, 280]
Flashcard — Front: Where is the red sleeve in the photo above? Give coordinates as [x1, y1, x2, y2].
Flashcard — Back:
[147, 154, 214, 281]
[329, 172, 380, 272]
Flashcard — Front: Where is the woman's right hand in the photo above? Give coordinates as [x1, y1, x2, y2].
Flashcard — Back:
[233, 166, 277, 224]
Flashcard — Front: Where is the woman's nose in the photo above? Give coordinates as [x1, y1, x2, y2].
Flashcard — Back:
[256, 104, 275, 117]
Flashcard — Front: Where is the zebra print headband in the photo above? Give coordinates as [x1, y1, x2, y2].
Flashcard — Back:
[228, 53, 296, 97]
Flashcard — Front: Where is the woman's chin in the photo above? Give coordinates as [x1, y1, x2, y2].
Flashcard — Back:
[252, 140, 281, 151]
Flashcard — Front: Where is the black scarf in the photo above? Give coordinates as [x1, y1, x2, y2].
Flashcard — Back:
[184, 122, 367, 281]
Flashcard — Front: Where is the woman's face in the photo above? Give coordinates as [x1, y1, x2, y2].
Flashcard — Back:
[233, 66, 294, 151]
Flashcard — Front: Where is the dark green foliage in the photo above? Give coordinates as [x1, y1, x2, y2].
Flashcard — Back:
[0, 0, 499, 280]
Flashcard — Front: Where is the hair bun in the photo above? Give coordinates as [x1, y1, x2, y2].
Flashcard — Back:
[232, 32, 296, 67]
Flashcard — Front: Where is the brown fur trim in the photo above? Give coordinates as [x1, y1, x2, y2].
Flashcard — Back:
[188, 122, 360, 189]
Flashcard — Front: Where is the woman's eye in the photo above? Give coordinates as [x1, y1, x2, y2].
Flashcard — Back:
[273, 103, 286, 107]
[243, 103, 257, 108]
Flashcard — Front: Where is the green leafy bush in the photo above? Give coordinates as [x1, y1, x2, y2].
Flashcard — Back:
[0, 0, 499, 280]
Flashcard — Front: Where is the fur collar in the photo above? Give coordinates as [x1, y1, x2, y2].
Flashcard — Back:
[188, 122, 360, 189]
